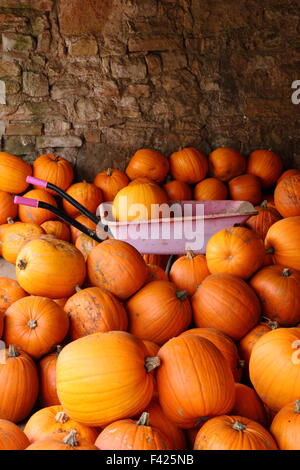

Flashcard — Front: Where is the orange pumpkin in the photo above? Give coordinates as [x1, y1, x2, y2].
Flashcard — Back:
[40, 221, 70, 242]
[53, 298, 68, 308]
[0, 277, 27, 318]
[277, 169, 300, 185]
[265, 217, 300, 270]
[143, 254, 169, 269]
[75, 233, 99, 261]
[2, 222, 45, 264]
[18, 189, 58, 225]
[169, 251, 210, 295]
[206, 226, 265, 279]
[33, 154, 74, 195]
[194, 177, 228, 200]
[231, 383, 268, 427]
[0, 345, 38, 423]
[169, 147, 208, 184]
[0, 152, 32, 194]
[16, 238, 86, 298]
[62, 182, 103, 218]
[146, 264, 168, 283]
[245, 200, 282, 240]
[126, 280, 192, 345]
[126, 148, 169, 183]
[0, 419, 30, 450]
[194, 415, 277, 450]
[228, 174, 262, 205]
[0, 191, 17, 225]
[128, 177, 154, 186]
[163, 180, 192, 201]
[247, 150, 283, 188]
[270, 400, 300, 450]
[38, 346, 61, 408]
[263, 192, 276, 208]
[0, 218, 16, 256]
[274, 174, 300, 217]
[70, 215, 96, 244]
[156, 335, 235, 428]
[192, 273, 261, 341]
[26, 429, 98, 450]
[87, 239, 148, 300]
[209, 147, 246, 181]
[94, 168, 129, 201]
[56, 331, 159, 427]
[142, 340, 160, 357]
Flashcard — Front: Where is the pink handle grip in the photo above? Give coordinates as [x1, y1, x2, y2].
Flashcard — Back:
[14, 196, 39, 208]
[26, 176, 48, 188]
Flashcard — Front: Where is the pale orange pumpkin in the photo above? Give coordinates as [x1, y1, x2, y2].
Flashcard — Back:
[169, 147, 208, 184]
[0, 191, 17, 225]
[25, 429, 98, 450]
[0, 152, 32, 194]
[94, 168, 129, 201]
[169, 251, 210, 295]
[0, 277, 27, 317]
[40, 221, 70, 241]
[75, 233, 99, 261]
[194, 177, 228, 200]
[228, 174, 262, 205]
[2, 222, 45, 264]
[18, 189, 58, 225]
[247, 150, 283, 188]
[33, 154, 74, 195]
[62, 182, 103, 218]
[209, 147, 246, 181]
[0, 218, 16, 256]
[126, 148, 169, 183]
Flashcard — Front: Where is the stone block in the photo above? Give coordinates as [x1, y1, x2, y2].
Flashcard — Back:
[0, 14, 29, 33]
[36, 136, 82, 148]
[23, 72, 49, 97]
[69, 39, 98, 57]
[128, 36, 182, 52]
[111, 57, 147, 80]
[5, 122, 42, 136]
[4, 136, 35, 155]
[5, 79, 21, 95]
[0, 62, 21, 78]
[59, 0, 114, 36]
[2, 33, 34, 53]
[0, 0, 53, 9]
[44, 121, 71, 136]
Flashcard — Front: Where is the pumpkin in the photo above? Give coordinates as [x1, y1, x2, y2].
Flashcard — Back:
[24, 405, 99, 444]
[180, 328, 243, 382]
[75, 233, 99, 261]
[0, 419, 30, 450]
[126, 280, 192, 345]
[169, 251, 210, 295]
[38, 346, 62, 408]
[206, 226, 265, 279]
[26, 429, 98, 450]
[0, 277, 27, 317]
[112, 181, 168, 222]
[270, 400, 300, 450]
[142, 340, 160, 357]
[247, 150, 283, 188]
[163, 180, 192, 201]
[62, 182, 103, 218]
[194, 177, 228, 200]
[143, 253, 169, 269]
[250, 265, 300, 326]
[0, 218, 15, 256]
[249, 327, 300, 411]
[194, 415, 277, 450]
[70, 215, 97, 244]
[16, 238, 86, 298]
[245, 200, 282, 240]
[56, 331, 159, 427]
[94, 168, 129, 201]
[18, 189, 58, 225]
[33, 154, 74, 194]
[156, 335, 235, 428]
[4, 296, 69, 359]
[0, 345, 38, 423]
[64, 286, 128, 341]
[228, 174, 262, 205]
[147, 264, 169, 283]
[265, 217, 300, 270]
[2, 222, 45, 264]
[40, 221, 70, 242]
[231, 383, 268, 427]
[277, 169, 300, 185]
[208, 147, 246, 181]
[0, 152, 32, 194]
[274, 174, 300, 217]
[53, 298, 68, 308]
[95, 412, 171, 450]
[169, 147, 208, 184]
[128, 177, 154, 186]
[192, 273, 261, 341]
[0, 191, 17, 225]
[87, 239, 148, 300]
[125, 148, 169, 183]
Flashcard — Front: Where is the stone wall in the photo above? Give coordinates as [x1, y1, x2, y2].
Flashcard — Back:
[0, 0, 300, 180]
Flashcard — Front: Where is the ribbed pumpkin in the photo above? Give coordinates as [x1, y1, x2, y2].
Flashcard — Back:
[274, 174, 300, 217]
[18, 189, 58, 225]
[0, 345, 38, 423]
[16, 238, 86, 298]
[0, 191, 17, 225]
[126, 280, 192, 345]
[142, 340, 160, 357]
[62, 182, 103, 218]
[64, 286, 128, 341]
[192, 273, 261, 341]
[147, 264, 169, 283]
[247, 150, 283, 188]
[228, 174, 262, 205]
[249, 327, 300, 411]
[24, 405, 99, 444]
[94, 168, 129, 201]
[0, 419, 30, 450]
[128, 177, 154, 186]
[4, 296, 69, 359]
[169, 251, 210, 295]
[194, 177, 228, 200]
[2, 222, 45, 264]
[250, 265, 300, 326]
[126, 148, 169, 183]
[206, 226, 265, 279]
[231, 383, 268, 427]
[180, 328, 243, 382]
[56, 331, 159, 427]
[156, 335, 236, 428]
[70, 215, 96, 244]
[95, 412, 171, 450]
[277, 169, 300, 184]
[87, 239, 148, 300]
[75, 233, 99, 261]
[245, 200, 282, 240]
[38, 346, 61, 408]
[33, 154, 74, 194]
[26, 429, 98, 450]
[0, 277, 27, 317]
[40, 221, 70, 242]
[169, 147, 208, 184]
[143, 254, 169, 269]
[0, 152, 32, 194]
[265, 217, 300, 270]
[163, 180, 192, 201]
[194, 415, 277, 450]
[270, 400, 300, 450]
[112, 181, 168, 221]
[0, 217, 15, 256]
[209, 147, 246, 181]
[53, 298, 68, 309]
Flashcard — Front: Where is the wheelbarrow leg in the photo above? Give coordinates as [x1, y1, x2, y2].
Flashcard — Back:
[165, 255, 177, 275]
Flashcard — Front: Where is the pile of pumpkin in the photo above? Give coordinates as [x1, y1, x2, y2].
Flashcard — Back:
[0, 147, 299, 450]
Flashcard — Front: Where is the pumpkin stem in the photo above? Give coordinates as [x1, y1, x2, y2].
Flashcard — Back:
[261, 316, 279, 329]
[27, 319, 37, 329]
[8, 345, 20, 358]
[17, 259, 27, 270]
[63, 430, 79, 447]
[294, 400, 300, 414]
[260, 200, 268, 209]
[176, 290, 188, 301]
[186, 250, 196, 259]
[75, 285, 82, 293]
[55, 345, 62, 356]
[137, 412, 150, 426]
[265, 247, 274, 255]
[55, 411, 69, 424]
[7, 217, 14, 224]
[232, 421, 247, 432]
[145, 356, 161, 373]
[53, 155, 60, 162]
[106, 168, 112, 176]
[282, 268, 291, 277]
